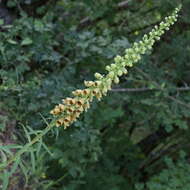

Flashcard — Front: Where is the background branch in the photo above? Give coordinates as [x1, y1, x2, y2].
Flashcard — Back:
[111, 86, 190, 92]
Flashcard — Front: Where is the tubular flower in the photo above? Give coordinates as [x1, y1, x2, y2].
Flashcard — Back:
[50, 6, 181, 128]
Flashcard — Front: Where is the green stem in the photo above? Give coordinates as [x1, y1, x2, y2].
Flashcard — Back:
[0, 121, 55, 171]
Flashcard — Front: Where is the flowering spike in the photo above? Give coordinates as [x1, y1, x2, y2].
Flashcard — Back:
[50, 6, 181, 128]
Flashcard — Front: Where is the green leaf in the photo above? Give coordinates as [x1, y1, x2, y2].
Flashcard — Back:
[2, 171, 9, 190]
[36, 140, 43, 156]
[10, 157, 20, 175]
[34, 20, 44, 31]
[42, 142, 53, 156]
[7, 39, 17, 45]
[19, 161, 29, 185]
[21, 38, 33, 46]
[0, 19, 4, 25]
[30, 150, 36, 172]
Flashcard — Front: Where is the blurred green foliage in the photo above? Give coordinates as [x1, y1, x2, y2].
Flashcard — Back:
[136, 152, 190, 190]
[0, 0, 190, 189]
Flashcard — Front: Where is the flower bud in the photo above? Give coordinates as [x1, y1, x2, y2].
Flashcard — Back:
[121, 62, 126, 67]
[92, 89, 99, 95]
[102, 87, 108, 95]
[56, 119, 64, 127]
[122, 68, 128, 74]
[117, 70, 123, 76]
[94, 72, 103, 79]
[126, 62, 133, 67]
[108, 71, 115, 79]
[114, 55, 122, 63]
[114, 77, 119, 84]
[94, 80, 102, 86]
[72, 90, 83, 96]
[83, 89, 91, 96]
[111, 64, 116, 69]
[105, 65, 111, 71]
[84, 81, 95, 87]
[64, 98, 75, 105]
[58, 104, 65, 111]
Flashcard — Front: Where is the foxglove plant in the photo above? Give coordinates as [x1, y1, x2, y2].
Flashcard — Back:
[50, 5, 181, 128]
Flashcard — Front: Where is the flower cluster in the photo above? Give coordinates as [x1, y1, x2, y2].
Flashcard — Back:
[50, 5, 181, 128]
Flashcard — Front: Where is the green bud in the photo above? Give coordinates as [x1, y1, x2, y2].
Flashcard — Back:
[121, 62, 126, 67]
[114, 77, 119, 84]
[114, 55, 122, 63]
[108, 71, 115, 79]
[106, 65, 111, 71]
[117, 70, 123, 76]
[126, 62, 133, 67]
[106, 78, 112, 85]
[94, 73, 103, 79]
[122, 68, 128, 74]
[125, 48, 133, 55]
[111, 64, 116, 69]
[102, 87, 108, 95]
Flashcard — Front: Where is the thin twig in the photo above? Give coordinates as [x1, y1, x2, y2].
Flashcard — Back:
[132, 67, 190, 109]
[118, 0, 131, 9]
[111, 86, 190, 92]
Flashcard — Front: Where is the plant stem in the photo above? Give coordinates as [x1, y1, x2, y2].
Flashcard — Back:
[0, 121, 55, 171]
